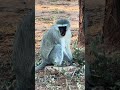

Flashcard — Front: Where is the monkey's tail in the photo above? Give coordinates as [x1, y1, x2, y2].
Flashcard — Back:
[35, 60, 48, 72]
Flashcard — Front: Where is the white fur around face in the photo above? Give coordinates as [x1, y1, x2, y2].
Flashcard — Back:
[57, 24, 68, 27]
[54, 24, 69, 31]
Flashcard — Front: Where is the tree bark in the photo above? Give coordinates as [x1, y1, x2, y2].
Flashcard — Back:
[103, 0, 120, 47]
[78, 0, 85, 47]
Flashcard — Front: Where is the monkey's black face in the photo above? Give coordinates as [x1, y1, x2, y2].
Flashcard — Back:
[58, 26, 67, 36]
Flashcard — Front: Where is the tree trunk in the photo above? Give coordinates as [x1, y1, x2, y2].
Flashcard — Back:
[78, 0, 85, 47]
[103, 0, 120, 48]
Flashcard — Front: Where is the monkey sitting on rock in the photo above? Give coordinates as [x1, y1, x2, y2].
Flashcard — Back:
[35, 19, 73, 71]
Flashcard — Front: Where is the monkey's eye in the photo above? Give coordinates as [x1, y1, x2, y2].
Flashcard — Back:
[58, 26, 67, 36]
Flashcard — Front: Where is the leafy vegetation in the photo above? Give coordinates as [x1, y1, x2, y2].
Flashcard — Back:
[73, 40, 85, 66]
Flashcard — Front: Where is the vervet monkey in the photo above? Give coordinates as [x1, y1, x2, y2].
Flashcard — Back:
[12, 11, 35, 90]
[35, 19, 73, 71]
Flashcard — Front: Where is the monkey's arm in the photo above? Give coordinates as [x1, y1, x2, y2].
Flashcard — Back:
[65, 46, 73, 60]
[63, 31, 73, 64]
[65, 36, 73, 61]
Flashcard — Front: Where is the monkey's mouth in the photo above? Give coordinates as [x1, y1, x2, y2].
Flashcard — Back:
[59, 26, 67, 36]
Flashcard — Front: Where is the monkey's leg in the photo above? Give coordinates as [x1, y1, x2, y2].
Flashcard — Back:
[63, 52, 73, 65]
[63, 47, 73, 65]
[49, 44, 64, 66]
[63, 46, 73, 64]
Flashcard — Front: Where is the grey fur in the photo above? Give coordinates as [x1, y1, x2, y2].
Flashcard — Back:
[35, 19, 73, 71]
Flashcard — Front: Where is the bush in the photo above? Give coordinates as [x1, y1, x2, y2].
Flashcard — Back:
[72, 40, 85, 66]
